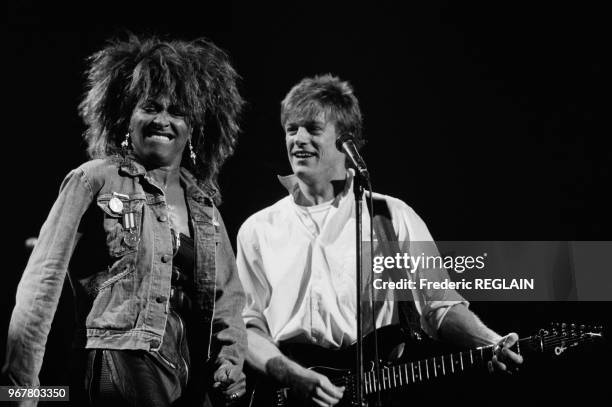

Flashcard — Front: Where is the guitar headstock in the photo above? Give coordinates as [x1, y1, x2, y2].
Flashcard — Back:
[547, 322, 603, 338]
[531, 322, 604, 356]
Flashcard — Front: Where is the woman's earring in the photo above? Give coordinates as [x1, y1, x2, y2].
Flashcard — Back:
[121, 133, 130, 149]
[189, 139, 196, 165]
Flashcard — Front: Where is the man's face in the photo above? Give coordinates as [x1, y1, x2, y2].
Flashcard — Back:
[285, 112, 347, 184]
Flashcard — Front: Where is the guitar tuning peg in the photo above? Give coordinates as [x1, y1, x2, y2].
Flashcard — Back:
[561, 322, 567, 329]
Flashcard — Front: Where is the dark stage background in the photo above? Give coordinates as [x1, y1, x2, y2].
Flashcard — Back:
[3, 1, 610, 404]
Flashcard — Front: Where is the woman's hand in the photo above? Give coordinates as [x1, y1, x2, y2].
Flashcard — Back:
[212, 361, 246, 405]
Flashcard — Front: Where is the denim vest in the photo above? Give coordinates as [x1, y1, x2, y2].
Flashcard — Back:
[3, 157, 246, 386]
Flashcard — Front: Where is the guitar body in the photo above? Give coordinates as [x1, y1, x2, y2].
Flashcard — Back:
[245, 325, 418, 406]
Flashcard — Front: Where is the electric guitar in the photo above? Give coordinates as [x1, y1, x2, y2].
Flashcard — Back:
[244, 323, 604, 406]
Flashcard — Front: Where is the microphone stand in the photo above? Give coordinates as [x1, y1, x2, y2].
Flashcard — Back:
[353, 170, 366, 407]
[338, 134, 378, 406]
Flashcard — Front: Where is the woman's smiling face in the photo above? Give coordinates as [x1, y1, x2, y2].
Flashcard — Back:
[129, 96, 191, 168]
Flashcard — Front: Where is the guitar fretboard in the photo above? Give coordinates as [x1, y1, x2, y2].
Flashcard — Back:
[364, 343, 496, 394]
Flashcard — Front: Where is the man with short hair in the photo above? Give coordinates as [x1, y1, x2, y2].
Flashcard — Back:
[237, 74, 522, 406]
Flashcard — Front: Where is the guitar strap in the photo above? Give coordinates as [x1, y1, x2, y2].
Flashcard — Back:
[366, 194, 423, 339]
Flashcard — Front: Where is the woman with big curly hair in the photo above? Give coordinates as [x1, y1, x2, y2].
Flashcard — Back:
[3, 35, 247, 406]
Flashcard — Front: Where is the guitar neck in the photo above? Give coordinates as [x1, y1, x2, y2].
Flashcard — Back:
[363, 326, 601, 395]
[364, 342, 497, 394]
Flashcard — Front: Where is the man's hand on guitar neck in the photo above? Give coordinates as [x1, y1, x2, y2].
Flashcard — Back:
[489, 332, 523, 374]
[438, 304, 523, 374]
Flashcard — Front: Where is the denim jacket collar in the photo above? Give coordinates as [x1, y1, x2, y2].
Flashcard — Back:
[118, 155, 147, 177]
[118, 155, 219, 203]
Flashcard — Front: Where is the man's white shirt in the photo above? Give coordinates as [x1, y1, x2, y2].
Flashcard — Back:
[236, 173, 466, 348]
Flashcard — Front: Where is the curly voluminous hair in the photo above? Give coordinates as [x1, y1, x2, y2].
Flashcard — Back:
[79, 34, 244, 195]
[280, 74, 364, 149]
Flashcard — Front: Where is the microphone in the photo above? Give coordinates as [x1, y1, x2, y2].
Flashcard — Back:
[336, 133, 369, 180]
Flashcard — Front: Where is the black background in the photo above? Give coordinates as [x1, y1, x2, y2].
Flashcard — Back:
[3, 1, 610, 404]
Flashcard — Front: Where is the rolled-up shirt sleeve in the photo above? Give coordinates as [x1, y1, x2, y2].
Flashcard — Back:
[390, 197, 469, 339]
[236, 222, 272, 340]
